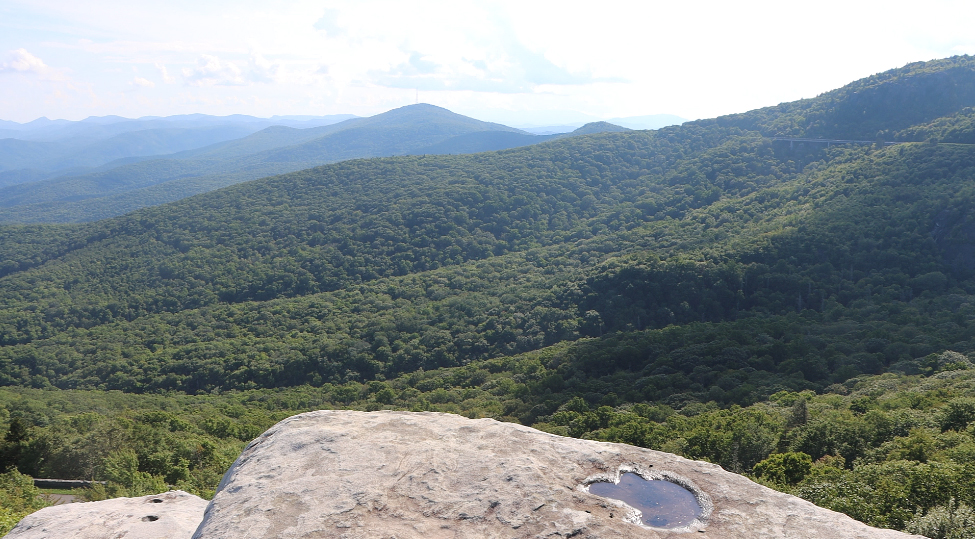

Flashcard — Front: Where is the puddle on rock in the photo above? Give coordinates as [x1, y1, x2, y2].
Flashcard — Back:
[588, 472, 701, 528]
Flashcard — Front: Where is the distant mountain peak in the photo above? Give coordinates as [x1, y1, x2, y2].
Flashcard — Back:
[570, 122, 629, 135]
[359, 103, 525, 133]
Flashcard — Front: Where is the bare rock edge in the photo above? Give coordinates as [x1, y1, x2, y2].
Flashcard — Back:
[9, 411, 925, 538]
[198, 410, 919, 538]
[5, 489, 207, 539]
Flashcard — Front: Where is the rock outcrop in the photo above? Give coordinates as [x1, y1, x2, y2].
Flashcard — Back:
[5, 412, 925, 538]
[193, 410, 922, 539]
[6, 489, 207, 539]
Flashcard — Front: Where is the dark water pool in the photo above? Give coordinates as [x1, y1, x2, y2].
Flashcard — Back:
[588, 473, 701, 528]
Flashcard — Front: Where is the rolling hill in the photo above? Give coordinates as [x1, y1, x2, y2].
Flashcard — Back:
[2, 56, 975, 534]
[696, 55, 975, 139]
[0, 112, 357, 143]
[0, 108, 629, 225]
[0, 105, 589, 224]
[0, 113, 358, 178]
[0, 75, 972, 393]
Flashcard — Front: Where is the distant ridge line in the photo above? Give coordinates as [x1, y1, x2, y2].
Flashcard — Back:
[769, 137, 902, 146]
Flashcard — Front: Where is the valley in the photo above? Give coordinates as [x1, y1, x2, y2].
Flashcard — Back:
[2, 56, 975, 536]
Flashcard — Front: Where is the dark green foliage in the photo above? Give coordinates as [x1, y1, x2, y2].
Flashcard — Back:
[695, 55, 975, 140]
[0, 418, 30, 472]
[897, 108, 975, 144]
[1, 352, 975, 534]
[788, 398, 809, 428]
[3, 56, 975, 533]
[0, 124, 754, 391]
[412, 131, 556, 155]
[753, 451, 812, 485]
[0, 388, 278, 499]
[0, 469, 51, 535]
[4, 360, 975, 534]
[941, 399, 975, 432]
[0, 136, 974, 395]
[82, 450, 169, 501]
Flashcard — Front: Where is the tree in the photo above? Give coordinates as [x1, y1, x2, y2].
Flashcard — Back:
[84, 450, 167, 501]
[0, 419, 30, 473]
[753, 452, 812, 485]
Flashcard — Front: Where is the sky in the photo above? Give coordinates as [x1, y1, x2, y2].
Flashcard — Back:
[2, 0, 975, 126]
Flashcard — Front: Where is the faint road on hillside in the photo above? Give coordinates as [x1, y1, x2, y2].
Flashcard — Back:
[770, 137, 903, 147]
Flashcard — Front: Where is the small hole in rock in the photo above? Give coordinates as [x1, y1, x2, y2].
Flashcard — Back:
[141, 515, 159, 522]
[588, 473, 701, 529]
[149, 499, 163, 503]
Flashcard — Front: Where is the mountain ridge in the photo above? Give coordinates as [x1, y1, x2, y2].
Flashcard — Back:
[0, 106, 629, 224]
[692, 55, 975, 140]
[2, 57, 975, 536]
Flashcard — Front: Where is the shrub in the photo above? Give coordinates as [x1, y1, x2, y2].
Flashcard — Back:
[0, 470, 51, 535]
[83, 450, 168, 501]
[753, 451, 813, 485]
[906, 500, 975, 539]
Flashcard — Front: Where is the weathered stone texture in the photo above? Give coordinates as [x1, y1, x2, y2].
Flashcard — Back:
[7, 489, 207, 539]
[193, 410, 922, 539]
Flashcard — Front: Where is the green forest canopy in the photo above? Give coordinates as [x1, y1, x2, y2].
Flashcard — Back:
[3, 56, 975, 536]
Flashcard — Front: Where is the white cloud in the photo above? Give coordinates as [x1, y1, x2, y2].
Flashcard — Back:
[132, 76, 154, 88]
[155, 63, 175, 84]
[180, 54, 280, 86]
[360, 10, 603, 94]
[182, 55, 245, 86]
[373, 44, 604, 94]
[0, 48, 48, 74]
[247, 54, 280, 83]
[5, 0, 975, 121]
[313, 9, 345, 37]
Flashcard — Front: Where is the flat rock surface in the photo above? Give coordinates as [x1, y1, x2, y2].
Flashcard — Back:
[7, 490, 207, 539]
[194, 410, 922, 539]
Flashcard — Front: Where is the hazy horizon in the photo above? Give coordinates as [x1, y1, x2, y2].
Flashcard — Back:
[0, 105, 688, 133]
[3, 1, 975, 125]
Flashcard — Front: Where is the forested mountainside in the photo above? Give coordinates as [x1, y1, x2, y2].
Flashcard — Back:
[3, 57, 975, 535]
[0, 105, 586, 225]
[697, 55, 975, 141]
[0, 124, 971, 393]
